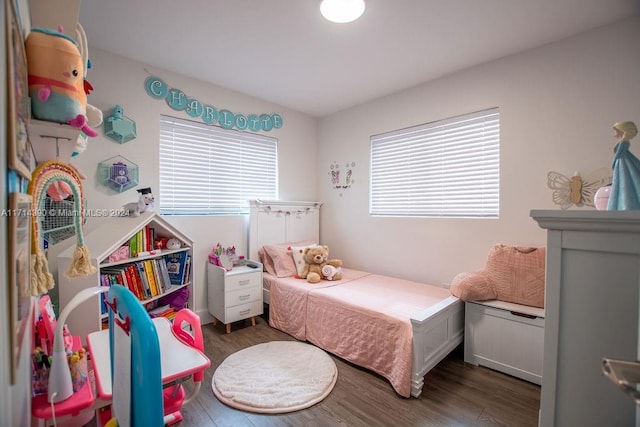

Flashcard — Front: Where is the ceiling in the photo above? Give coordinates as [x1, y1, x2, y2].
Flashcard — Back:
[78, 0, 639, 118]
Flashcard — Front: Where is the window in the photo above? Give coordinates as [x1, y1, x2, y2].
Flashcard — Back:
[370, 108, 499, 218]
[159, 115, 278, 215]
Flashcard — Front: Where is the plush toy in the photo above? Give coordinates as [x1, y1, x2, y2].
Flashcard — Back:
[166, 238, 182, 250]
[25, 27, 98, 137]
[104, 105, 137, 143]
[123, 187, 154, 217]
[322, 264, 343, 281]
[46, 181, 72, 201]
[300, 245, 342, 283]
[154, 237, 170, 250]
[45, 163, 85, 201]
[85, 104, 103, 129]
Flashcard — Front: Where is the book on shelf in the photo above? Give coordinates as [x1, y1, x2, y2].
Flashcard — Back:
[142, 257, 171, 297]
[147, 304, 176, 320]
[153, 258, 169, 294]
[102, 256, 177, 301]
[157, 257, 172, 291]
[137, 229, 144, 255]
[102, 267, 143, 300]
[150, 259, 164, 294]
[128, 232, 137, 257]
[135, 262, 151, 298]
[147, 226, 154, 252]
[126, 264, 145, 300]
[99, 274, 110, 316]
[152, 259, 164, 293]
[183, 255, 191, 285]
[164, 251, 188, 286]
[142, 259, 158, 296]
[123, 265, 138, 299]
[127, 225, 156, 257]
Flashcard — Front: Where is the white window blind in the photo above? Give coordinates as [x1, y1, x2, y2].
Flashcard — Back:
[159, 115, 278, 215]
[370, 108, 500, 218]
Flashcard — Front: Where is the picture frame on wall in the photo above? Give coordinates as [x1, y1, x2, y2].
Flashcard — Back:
[6, 0, 32, 180]
[8, 192, 32, 384]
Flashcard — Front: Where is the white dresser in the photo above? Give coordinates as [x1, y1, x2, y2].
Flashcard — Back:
[207, 262, 263, 333]
[531, 210, 640, 427]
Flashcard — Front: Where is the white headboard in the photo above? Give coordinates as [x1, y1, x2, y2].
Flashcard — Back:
[248, 199, 321, 262]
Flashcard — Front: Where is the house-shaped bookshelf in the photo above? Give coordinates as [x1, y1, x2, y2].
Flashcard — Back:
[57, 212, 194, 341]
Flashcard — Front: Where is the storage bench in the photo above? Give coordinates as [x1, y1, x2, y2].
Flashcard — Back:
[464, 300, 544, 385]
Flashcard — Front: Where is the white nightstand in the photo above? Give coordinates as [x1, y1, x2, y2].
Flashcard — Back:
[207, 261, 263, 333]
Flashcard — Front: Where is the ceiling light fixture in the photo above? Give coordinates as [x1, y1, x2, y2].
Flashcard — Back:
[320, 0, 365, 24]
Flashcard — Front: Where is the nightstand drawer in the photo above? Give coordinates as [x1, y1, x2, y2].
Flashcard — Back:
[226, 286, 261, 307]
[226, 271, 262, 292]
[225, 300, 263, 323]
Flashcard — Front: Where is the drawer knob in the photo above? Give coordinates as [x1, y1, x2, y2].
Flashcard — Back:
[239, 309, 251, 315]
[238, 279, 250, 286]
[239, 294, 250, 300]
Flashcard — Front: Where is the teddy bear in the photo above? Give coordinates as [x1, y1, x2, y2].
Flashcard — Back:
[300, 245, 342, 283]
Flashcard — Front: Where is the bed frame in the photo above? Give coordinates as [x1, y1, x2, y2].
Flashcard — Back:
[248, 199, 464, 397]
[249, 199, 320, 304]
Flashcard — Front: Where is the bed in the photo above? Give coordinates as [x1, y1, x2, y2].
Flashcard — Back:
[248, 200, 464, 398]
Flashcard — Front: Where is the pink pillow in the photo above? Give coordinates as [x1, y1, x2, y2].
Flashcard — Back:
[258, 247, 275, 275]
[262, 245, 296, 277]
[260, 240, 315, 277]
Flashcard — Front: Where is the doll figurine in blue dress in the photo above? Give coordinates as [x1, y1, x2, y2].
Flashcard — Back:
[608, 121, 640, 210]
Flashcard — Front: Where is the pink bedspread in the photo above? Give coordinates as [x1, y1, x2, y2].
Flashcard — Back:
[266, 268, 370, 340]
[305, 274, 452, 398]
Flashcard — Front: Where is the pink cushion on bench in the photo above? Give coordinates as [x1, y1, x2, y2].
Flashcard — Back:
[450, 244, 546, 308]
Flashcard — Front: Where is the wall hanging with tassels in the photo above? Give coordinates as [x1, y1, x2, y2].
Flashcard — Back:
[27, 160, 96, 296]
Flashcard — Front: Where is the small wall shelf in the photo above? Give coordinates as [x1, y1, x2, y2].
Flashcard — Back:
[29, 119, 87, 164]
[97, 155, 139, 193]
[103, 105, 137, 144]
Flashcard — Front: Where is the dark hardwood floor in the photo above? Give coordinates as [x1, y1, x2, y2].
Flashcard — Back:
[173, 315, 540, 427]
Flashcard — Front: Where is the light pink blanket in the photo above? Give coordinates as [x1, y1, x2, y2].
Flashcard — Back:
[305, 274, 452, 398]
[266, 268, 370, 340]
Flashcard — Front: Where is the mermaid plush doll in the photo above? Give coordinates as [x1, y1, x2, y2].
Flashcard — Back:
[25, 27, 98, 137]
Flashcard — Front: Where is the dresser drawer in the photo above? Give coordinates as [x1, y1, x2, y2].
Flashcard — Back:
[225, 271, 262, 292]
[226, 286, 261, 307]
[225, 300, 263, 323]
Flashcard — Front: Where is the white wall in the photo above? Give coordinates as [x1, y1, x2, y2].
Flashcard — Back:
[318, 16, 640, 286]
[66, 49, 318, 321]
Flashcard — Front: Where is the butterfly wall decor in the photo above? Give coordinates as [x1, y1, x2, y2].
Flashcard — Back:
[329, 161, 355, 190]
[547, 167, 611, 209]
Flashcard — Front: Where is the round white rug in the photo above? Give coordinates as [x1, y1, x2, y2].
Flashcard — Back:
[212, 341, 337, 414]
